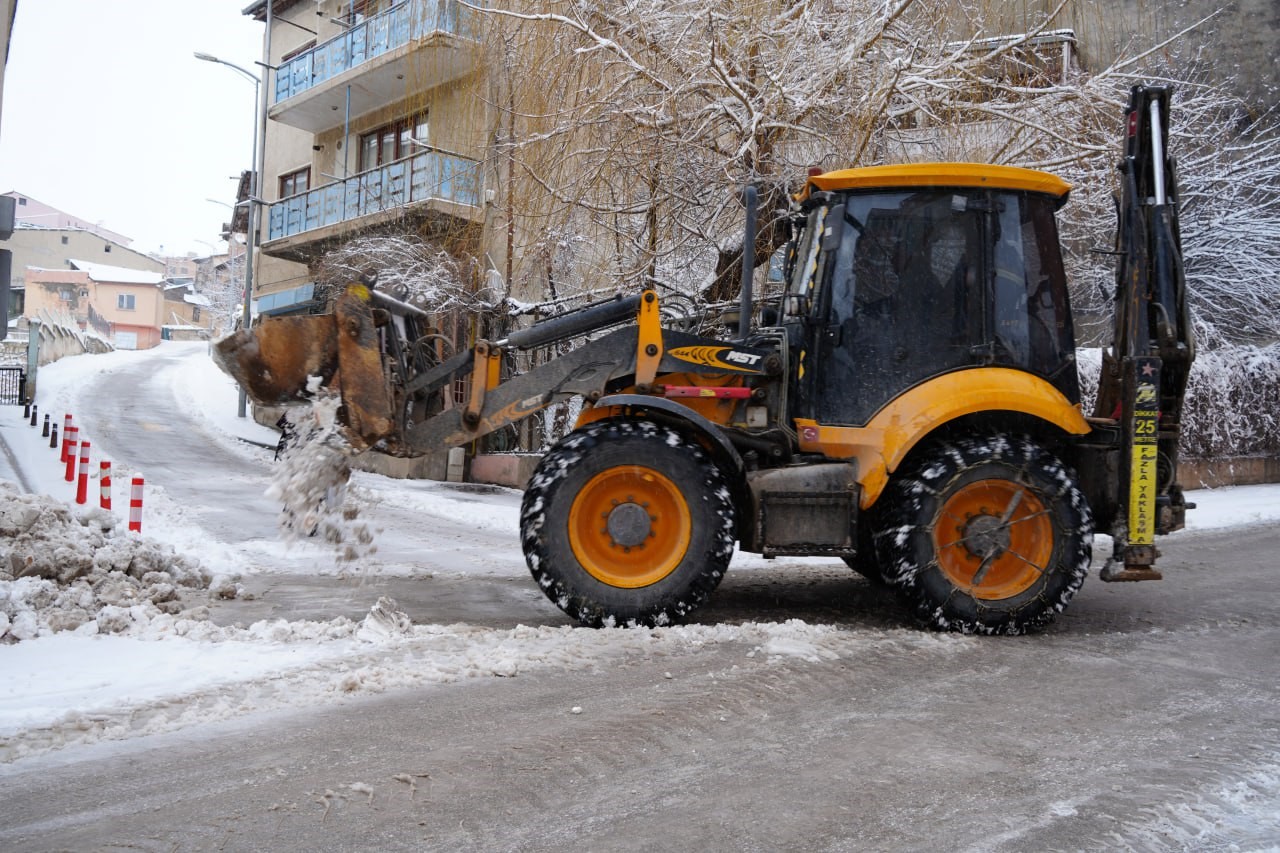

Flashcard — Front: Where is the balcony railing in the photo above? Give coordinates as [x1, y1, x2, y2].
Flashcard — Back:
[266, 148, 482, 242]
[275, 0, 482, 104]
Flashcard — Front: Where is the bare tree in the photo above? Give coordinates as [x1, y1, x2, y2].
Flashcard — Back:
[315, 234, 503, 315]
[476, 1, 1280, 345]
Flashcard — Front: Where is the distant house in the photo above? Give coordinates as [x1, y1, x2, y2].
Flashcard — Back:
[163, 281, 213, 339]
[24, 260, 166, 349]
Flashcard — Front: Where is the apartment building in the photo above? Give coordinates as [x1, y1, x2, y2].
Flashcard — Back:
[244, 0, 493, 321]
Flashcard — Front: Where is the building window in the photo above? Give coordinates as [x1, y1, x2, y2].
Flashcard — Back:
[79, 289, 88, 298]
[118, 294, 135, 310]
[348, 0, 392, 25]
[193, 306, 202, 322]
[279, 167, 311, 199]
[104, 244, 112, 253]
[61, 236, 69, 245]
[17, 197, 26, 206]
[59, 288, 73, 301]
[358, 112, 429, 172]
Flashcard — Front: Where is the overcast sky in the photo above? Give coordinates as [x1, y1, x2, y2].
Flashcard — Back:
[1, 0, 265, 258]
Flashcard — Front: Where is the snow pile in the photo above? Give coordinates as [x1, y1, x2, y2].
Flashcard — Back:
[0, 480, 223, 642]
[267, 385, 377, 565]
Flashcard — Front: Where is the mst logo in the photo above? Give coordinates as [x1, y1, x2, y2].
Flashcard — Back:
[1135, 382, 1158, 407]
[668, 345, 764, 372]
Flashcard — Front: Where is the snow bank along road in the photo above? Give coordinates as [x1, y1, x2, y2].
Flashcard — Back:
[1, 343, 1278, 851]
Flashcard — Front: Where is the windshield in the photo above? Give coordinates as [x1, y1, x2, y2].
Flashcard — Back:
[801, 188, 1078, 425]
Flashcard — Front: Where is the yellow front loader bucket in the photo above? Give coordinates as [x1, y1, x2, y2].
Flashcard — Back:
[212, 284, 397, 450]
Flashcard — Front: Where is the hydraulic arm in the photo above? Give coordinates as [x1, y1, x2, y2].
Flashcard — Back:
[1095, 85, 1195, 581]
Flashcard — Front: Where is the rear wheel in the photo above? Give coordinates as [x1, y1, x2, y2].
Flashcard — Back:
[874, 434, 1092, 635]
[520, 420, 735, 627]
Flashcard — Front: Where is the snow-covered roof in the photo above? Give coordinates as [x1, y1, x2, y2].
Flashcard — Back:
[184, 293, 212, 307]
[67, 259, 165, 285]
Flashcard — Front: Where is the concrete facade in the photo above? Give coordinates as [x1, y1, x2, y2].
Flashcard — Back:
[245, 0, 493, 310]
[964, 1, 1279, 111]
[6, 226, 162, 292]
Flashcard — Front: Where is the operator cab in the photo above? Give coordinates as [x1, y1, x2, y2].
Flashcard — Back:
[781, 163, 1079, 426]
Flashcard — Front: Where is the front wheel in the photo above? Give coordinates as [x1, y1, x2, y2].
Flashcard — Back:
[874, 434, 1093, 635]
[520, 420, 736, 627]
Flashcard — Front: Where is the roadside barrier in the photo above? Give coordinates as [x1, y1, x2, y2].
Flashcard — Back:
[63, 434, 77, 482]
[49, 423, 58, 449]
[128, 477, 144, 533]
[61, 424, 77, 464]
[42, 414, 50, 437]
[23, 402, 30, 419]
[28, 404, 37, 426]
[75, 442, 91, 505]
[100, 461, 112, 510]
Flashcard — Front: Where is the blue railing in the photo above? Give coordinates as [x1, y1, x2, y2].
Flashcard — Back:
[275, 0, 481, 104]
[266, 149, 482, 241]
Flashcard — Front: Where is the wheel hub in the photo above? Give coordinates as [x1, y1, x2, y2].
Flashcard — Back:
[568, 465, 693, 589]
[934, 478, 1054, 600]
[606, 501, 653, 548]
[961, 513, 1010, 559]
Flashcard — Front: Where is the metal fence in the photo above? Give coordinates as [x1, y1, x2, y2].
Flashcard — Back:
[266, 148, 481, 241]
[274, 0, 482, 104]
[0, 367, 25, 405]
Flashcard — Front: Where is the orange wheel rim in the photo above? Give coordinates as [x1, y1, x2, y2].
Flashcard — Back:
[568, 465, 692, 588]
[933, 479, 1054, 600]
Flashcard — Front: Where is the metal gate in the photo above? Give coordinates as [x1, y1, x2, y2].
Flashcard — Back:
[0, 366, 25, 405]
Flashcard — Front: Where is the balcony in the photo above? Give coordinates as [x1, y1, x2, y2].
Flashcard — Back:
[270, 0, 484, 133]
[263, 148, 483, 257]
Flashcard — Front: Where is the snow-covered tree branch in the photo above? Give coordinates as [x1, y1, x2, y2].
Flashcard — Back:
[479, 0, 1280, 345]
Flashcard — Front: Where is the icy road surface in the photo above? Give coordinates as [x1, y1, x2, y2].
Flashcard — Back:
[0, 342, 1278, 851]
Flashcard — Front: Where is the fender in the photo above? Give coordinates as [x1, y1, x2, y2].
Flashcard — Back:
[578, 394, 745, 476]
[795, 367, 1090, 508]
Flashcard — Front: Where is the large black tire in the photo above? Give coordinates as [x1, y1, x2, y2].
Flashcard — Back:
[842, 519, 884, 584]
[520, 420, 736, 627]
[873, 434, 1093, 635]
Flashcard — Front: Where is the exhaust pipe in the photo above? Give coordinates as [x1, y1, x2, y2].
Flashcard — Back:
[739, 185, 758, 340]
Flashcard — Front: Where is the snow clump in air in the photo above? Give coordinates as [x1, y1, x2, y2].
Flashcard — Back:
[266, 380, 377, 566]
[0, 480, 228, 642]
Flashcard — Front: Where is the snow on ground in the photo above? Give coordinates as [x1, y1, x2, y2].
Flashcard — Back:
[1, 342, 1278, 765]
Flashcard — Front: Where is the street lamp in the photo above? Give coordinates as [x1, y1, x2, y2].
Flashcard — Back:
[195, 50, 266, 418]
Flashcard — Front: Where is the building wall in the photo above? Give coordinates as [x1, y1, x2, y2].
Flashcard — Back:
[7, 228, 162, 290]
[3, 193, 134, 246]
[957, 0, 1279, 110]
[253, 0, 496, 306]
[22, 269, 91, 325]
[92, 280, 163, 330]
[163, 292, 211, 330]
[253, 0, 320, 300]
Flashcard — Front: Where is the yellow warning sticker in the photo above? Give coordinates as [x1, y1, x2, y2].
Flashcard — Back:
[1128, 441, 1158, 545]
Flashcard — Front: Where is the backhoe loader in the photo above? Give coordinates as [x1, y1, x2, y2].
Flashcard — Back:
[216, 85, 1193, 634]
